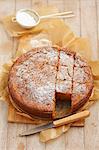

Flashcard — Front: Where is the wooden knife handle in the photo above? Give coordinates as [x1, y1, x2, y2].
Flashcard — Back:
[53, 110, 90, 127]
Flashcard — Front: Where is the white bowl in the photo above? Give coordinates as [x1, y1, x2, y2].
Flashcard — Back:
[12, 9, 40, 29]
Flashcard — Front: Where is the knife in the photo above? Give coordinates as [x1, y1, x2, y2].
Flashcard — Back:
[19, 110, 90, 137]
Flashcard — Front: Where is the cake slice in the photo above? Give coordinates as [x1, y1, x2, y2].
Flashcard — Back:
[71, 82, 93, 111]
[73, 66, 93, 84]
[71, 54, 93, 111]
[56, 49, 75, 101]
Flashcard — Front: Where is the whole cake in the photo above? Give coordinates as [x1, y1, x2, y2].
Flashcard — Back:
[8, 46, 93, 119]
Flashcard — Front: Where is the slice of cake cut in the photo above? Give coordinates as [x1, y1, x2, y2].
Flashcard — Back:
[74, 54, 88, 67]
[73, 66, 93, 83]
[71, 82, 93, 111]
[71, 54, 93, 111]
[56, 49, 75, 101]
[59, 49, 75, 77]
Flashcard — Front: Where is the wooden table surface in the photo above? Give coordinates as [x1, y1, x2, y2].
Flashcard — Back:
[0, 0, 99, 150]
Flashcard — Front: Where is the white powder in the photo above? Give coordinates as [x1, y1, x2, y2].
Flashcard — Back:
[30, 39, 52, 48]
[17, 12, 36, 26]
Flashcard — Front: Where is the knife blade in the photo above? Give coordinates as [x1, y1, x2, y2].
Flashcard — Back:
[19, 110, 90, 137]
[19, 122, 53, 137]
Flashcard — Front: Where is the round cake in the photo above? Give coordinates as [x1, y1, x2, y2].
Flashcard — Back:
[8, 46, 93, 119]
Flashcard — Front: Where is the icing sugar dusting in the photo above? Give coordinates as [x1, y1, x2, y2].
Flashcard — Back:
[30, 39, 52, 48]
[10, 49, 57, 105]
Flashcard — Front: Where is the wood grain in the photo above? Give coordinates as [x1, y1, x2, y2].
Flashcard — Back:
[97, 0, 99, 58]
[64, 0, 80, 36]
[63, 1, 85, 150]
[25, 1, 46, 150]
[0, 0, 99, 149]
[0, 0, 16, 150]
[14, 1, 33, 150]
[4, 3, 19, 150]
[0, 101, 8, 150]
[45, 1, 66, 150]
[80, 0, 99, 150]
[80, 0, 98, 60]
